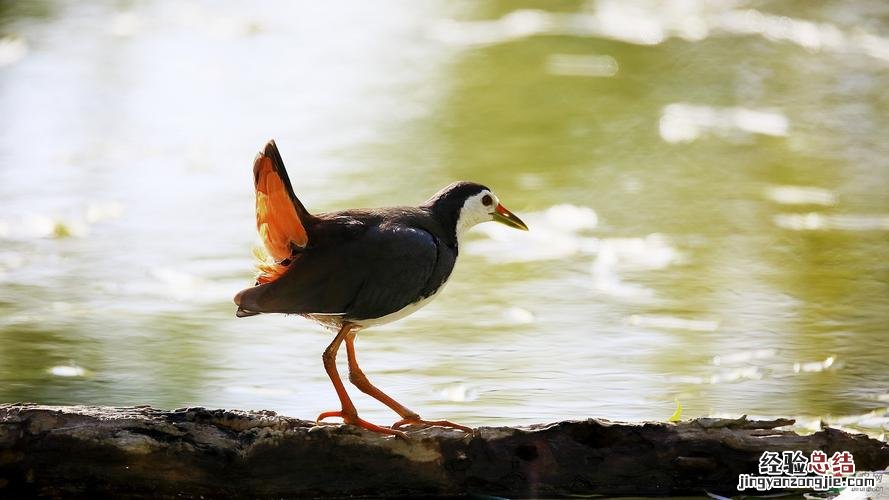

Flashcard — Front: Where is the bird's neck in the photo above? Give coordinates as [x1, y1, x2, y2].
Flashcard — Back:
[423, 205, 460, 248]
[454, 209, 488, 246]
[425, 195, 486, 249]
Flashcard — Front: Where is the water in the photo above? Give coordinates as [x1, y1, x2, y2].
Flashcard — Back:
[1, 0, 887, 438]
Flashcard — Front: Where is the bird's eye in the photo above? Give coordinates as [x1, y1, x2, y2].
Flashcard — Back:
[482, 194, 493, 206]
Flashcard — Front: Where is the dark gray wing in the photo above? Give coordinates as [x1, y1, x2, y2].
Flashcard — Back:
[237, 223, 439, 319]
[343, 224, 439, 320]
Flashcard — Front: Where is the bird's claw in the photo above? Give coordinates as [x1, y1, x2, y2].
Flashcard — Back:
[391, 417, 473, 433]
[316, 410, 407, 439]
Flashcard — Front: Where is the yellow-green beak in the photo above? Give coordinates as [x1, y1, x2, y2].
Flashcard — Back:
[492, 203, 529, 231]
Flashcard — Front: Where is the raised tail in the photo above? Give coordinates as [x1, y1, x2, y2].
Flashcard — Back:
[235, 140, 313, 316]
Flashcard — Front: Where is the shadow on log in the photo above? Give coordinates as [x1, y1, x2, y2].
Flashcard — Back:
[1, 404, 887, 498]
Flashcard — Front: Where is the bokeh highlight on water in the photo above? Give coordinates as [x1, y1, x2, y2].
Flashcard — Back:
[1, 1, 887, 438]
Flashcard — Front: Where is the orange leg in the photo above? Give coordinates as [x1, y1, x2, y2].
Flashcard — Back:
[345, 332, 472, 433]
[316, 323, 404, 438]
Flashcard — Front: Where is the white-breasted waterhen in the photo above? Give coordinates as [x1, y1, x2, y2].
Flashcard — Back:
[234, 140, 528, 437]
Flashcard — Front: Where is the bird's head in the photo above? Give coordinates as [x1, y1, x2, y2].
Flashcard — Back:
[425, 181, 528, 240]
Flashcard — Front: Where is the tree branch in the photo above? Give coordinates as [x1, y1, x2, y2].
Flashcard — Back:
[1, 404, 886, 498]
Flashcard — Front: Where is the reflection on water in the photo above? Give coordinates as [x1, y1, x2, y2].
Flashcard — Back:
[436, 0, 889, 62]
[1, 0, 887, 439]
[658, 103, 789, 143]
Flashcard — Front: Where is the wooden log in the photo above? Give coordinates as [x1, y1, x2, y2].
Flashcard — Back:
[1, 404, 887, 498]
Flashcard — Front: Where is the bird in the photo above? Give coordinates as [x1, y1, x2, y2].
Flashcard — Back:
[234, 140, 528, 437]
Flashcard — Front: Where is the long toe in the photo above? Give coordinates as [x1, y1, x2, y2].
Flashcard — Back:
[316, 410, 407, 439]
[392, 417, 473, 433]
[316, 410, 346, 424]
[351, 417, 407, 438]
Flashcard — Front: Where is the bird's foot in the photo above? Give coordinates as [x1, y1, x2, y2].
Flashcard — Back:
[391, 416, 473, 433]
[316, 410, 407, 439]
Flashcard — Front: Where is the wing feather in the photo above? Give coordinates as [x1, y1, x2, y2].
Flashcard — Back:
[237, 223, 443, 319]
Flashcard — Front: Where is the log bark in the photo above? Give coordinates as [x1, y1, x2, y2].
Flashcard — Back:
[1, 404, 887, 498]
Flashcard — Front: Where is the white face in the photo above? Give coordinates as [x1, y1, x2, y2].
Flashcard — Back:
[455, 189, 499, 238]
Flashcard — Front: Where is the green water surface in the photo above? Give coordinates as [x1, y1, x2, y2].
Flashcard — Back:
[0, 0, 887, 437]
